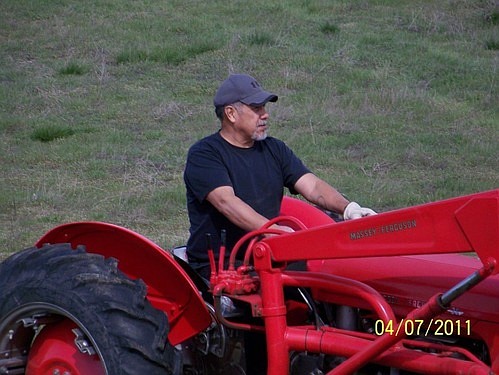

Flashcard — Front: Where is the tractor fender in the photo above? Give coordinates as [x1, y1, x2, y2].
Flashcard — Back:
[36, 222, 211, 346]
[280, 196, 335, 228]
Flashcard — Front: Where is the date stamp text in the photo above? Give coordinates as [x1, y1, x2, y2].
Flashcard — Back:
[374, 319, 471, 337]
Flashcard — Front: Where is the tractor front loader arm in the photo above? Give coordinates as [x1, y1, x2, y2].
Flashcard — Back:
[246, 189, 499, 374]
[262, 189, 499, 268]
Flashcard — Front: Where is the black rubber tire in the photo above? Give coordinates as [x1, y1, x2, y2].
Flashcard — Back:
[0, 243, 177, 375]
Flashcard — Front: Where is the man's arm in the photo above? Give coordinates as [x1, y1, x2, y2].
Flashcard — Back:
[206, 186, 293, 232]
[294, 173, 376, 219]
[293, 173, 350, 214]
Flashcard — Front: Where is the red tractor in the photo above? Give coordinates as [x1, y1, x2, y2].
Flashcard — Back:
[0, 189, 498, 374]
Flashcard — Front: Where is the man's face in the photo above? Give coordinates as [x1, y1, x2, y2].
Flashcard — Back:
[233, 103, 269, 142]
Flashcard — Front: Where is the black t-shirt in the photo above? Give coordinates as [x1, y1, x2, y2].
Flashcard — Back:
[184, 132, 310, 263]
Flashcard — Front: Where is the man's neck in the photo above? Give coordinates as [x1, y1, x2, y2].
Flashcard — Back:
[219, 128, 254, 148]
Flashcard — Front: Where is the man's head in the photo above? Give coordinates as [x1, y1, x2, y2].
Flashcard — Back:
[214, 74, 278, 120]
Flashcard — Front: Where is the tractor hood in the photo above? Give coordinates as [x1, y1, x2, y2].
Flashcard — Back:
[308, 254, 499, 324]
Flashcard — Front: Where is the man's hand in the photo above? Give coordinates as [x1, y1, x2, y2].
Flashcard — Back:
[343, 202, 377, 220]
[271, 224, 295, 233]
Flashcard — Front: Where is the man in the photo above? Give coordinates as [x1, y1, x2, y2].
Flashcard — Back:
[184, 73, 375, 279]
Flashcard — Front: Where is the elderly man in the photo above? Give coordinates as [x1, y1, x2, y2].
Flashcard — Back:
[184, 73, 375, 279]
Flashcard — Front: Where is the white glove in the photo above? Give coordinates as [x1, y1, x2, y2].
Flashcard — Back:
[343, 202, 377, 220]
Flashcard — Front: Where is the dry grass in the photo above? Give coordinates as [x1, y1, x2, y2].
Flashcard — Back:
[1, 0, 497, 258]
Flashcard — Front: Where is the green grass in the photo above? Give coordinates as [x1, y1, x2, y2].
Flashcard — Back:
[31, 124, 75, 142]
[1, 0, 497, 258]
[58, 61, 88, 76]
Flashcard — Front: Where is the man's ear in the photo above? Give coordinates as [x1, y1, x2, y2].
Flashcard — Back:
[224, 105, 238, 123]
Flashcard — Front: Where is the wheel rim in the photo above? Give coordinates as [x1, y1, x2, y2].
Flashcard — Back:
[0, 303, 107, 375]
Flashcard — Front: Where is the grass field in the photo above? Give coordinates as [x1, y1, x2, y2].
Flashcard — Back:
[1, 0, 498, 258]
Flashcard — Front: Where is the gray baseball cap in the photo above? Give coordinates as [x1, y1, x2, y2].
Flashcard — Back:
[213, 74, 278, 107]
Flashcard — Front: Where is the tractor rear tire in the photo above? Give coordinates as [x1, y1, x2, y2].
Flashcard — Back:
[0, 243, 177, 375]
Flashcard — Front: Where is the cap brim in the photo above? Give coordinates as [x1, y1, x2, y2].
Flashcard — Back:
[240, 91, 278, 106]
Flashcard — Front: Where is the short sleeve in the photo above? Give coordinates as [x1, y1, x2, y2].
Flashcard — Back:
[267, 138, 310, 191]
[184, 141, 232, 203]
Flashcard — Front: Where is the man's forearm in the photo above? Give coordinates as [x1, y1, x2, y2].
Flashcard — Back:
[295, 173, 350, 214]
[206, 186, 270, 232]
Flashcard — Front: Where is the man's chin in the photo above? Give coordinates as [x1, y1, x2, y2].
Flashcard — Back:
[253, 131, 268, 141]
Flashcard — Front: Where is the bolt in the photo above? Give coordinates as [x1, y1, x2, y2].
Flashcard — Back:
[254, 244, 266, 258]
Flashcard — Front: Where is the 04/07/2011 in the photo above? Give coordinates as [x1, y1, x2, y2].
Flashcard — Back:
[374, 319, 471, 337]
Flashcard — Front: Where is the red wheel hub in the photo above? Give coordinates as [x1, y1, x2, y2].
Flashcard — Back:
[26, 319, 105, 375]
